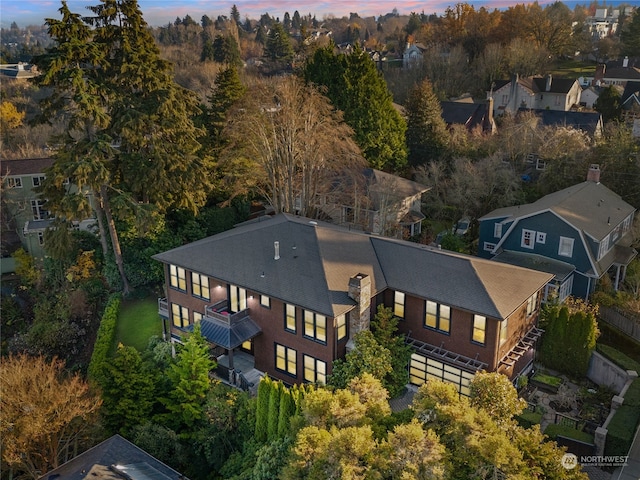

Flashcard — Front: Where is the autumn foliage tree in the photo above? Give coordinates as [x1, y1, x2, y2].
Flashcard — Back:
[0, 354, 102, 479]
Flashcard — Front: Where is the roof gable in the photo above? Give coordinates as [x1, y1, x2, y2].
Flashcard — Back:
[480, 181, 635, 241]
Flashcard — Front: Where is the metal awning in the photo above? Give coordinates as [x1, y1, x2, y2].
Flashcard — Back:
[191, 315, 262, 350]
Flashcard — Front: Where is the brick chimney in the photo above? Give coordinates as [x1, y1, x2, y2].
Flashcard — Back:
[346, 273, 371, 351]
[587, 164, 600, 183]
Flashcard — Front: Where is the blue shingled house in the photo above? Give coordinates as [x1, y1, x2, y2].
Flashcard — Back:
[478, 165, 636, 301]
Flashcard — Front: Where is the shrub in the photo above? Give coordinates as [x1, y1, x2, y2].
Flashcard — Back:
[516, 408, 543, 429]
[87, 293, 121, 384]
[604, 380, 640, 456]
[544, 424, 594, 444]
[596, 344, 640, 373]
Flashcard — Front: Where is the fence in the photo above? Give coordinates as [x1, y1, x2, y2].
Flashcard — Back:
[599, 307, 640, 343]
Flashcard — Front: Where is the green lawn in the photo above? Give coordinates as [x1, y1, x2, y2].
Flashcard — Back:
[114, 296, 163, 352]
[548, 58, 596, 78]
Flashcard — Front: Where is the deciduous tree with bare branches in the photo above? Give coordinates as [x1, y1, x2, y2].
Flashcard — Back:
[220, 75, 365, 216]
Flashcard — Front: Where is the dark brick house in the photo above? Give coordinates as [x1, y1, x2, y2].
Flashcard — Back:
[154, 214, 552, 394]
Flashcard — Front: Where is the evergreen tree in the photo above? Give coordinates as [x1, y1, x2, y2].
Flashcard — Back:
[304, 44, 407, 171]
[620, 7, 640, 56]
[292, 11, 301, 30]
[201, 14, 213, 28]
[255, 25, 267, 45]
[267, 381, 282, 441]
[165, 324, 215, 429]
[264, 21, 293, 61]
[405, 78, 449, 167]
[594, 85, 623, 123]
[230, 4, 241, 24]
[100, 345, 156, 435]
[205, 65, 246, 150]
[212, 34, 241, 66]
[283, 12, 291, 30]
[255, 376, 272, 442]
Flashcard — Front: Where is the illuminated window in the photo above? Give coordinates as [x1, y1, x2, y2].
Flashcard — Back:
[304, 310, 327, 344]
[425, 300, 450, 334]
[193, 311, 203, 323]
[394, 291, 405, 318]
[260, 295, 270, 308]
[285, 304, 296, 333]
[229, 284, 247, 312]
[275, 344, 296, 376]
[304, 355, 326, 384]
[472, 315, 486, 345]
[191, 272, 210, 300]
[336, 314, 346, 341]
[526, 291, 539, 316]
[499, 319, 508, 346]
[169, 265, 186, 291]
[171, 303, 189, 328]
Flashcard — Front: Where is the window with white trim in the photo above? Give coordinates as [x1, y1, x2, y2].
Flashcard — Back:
[229, 284, 247, 312]
[425, 300, 450, 334]
[285, 304, 296, 333]
[521, 229, 535, 249]
[191, 272, 210, 300]
[304, 310, 327, 343]
[472, 315, 486, 345]
[6, 177, 22, 188]
[303, 355, 326, 384]
[394, 291, 405, 318]
[484, 242, 496, 253]
[32, 175, 45, 187]
[275, 343, 296, 376]
[31, 199, 49, 220]
[558, 236, 574, 257]
[536, 232, 546, 244]
[336, 314, 346, 341]
[494, 223, 502, 238]
[171, 303, 189, 328]
[260, 295, 270, 308]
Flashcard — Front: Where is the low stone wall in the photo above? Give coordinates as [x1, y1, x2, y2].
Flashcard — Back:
[587, 352, 638, 456]
[587, 351, 631, 393]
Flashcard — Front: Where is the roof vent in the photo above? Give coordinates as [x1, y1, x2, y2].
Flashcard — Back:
[274, 241, 280, 260]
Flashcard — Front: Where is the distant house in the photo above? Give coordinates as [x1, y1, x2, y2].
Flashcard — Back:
[0, 63, 38, 79]
[489, 75, 582, 116]
[529, 109, 604, 138]
[40, 434, 186, 480]
[317, 168, 429, 238]
[478, 165, 637, 301]
[580, 86, 600, 109]
[595, 57, 640, 87]
[154, 214, 553, 395]
[1, 158, 55, 264]
[440, 99, 496, 134]
[584, 8, 620, 39]
[402, 42, 426, 67]
[1, 157, 96, 272]
[621, 81, 640, 113]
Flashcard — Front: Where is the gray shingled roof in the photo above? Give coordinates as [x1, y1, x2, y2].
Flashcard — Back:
[1, 157, 53, 176]
[189, 316, 262, 349]
[479, 181, 635, 242]
[39, 435, 185, 480]
[154, 214, 552, 320]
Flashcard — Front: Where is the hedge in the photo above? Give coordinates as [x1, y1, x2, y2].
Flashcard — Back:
[516, 408, 544, 429]
[596, 344, 640, 373]
[87, 293, 121, 384]
[544, 424, 595, 444]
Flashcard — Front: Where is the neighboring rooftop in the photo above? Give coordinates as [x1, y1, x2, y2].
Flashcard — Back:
[1, 158, 54, 176]
[39, 435, 186, 480]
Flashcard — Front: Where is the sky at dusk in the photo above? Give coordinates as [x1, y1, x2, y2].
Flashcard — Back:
[1, 0, 634, 28]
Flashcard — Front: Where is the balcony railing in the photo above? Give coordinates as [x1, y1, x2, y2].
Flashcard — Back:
[204, 300, 250, 324]
[158, 298, 168, 318]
